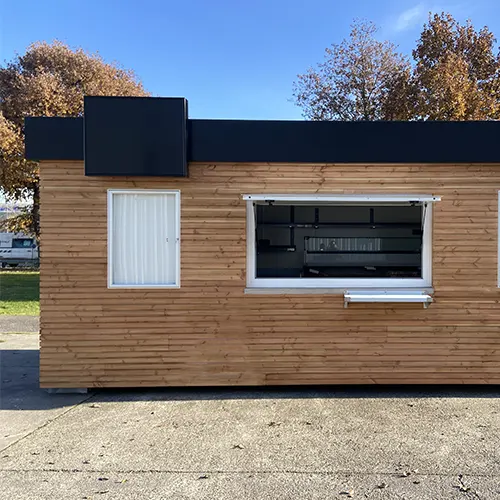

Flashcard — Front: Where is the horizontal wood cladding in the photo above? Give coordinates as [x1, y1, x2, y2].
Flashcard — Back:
[39, 161, 500, 387]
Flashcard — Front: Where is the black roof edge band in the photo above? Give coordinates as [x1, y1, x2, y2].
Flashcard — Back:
[24, 115, 500, 165]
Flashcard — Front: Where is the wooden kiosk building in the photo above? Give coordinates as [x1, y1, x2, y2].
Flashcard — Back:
[25, 96, 500, 389]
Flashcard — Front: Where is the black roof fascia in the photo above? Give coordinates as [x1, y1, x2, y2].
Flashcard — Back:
[25, 116, 500, 166]
[25, 117, 84, 161]
[84, 96, 188, 176]
[188, 119, 500, 164]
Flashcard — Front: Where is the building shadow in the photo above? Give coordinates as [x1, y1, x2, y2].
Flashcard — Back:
[0, 348, 90, 411]
[93, 384, 500, 404]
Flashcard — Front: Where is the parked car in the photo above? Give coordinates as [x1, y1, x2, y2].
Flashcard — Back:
[0, 232, 39, 268]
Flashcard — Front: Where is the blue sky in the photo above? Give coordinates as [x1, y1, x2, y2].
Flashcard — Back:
[0, 0, 498, 120]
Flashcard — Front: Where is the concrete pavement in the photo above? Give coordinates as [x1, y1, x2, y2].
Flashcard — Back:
[0, 315, 39, 333]
[1, 332, 500, 499]
[0, 333, 91, 450]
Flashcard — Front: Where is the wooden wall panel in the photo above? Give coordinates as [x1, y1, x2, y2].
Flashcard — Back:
[39, 161, 500, 387]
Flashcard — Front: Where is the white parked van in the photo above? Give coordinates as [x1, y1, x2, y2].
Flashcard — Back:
[0, 232, 39, 268]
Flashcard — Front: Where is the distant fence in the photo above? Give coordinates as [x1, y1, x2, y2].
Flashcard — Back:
[0, 263, 39, 272]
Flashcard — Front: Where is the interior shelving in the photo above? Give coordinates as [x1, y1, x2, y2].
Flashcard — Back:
[255, 203, 423, 279]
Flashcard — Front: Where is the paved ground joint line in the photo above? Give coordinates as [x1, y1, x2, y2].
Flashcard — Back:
[1, 468, 499, 478]
[0, 392, 98, 454]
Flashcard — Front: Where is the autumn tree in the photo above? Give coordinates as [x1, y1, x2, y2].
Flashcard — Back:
[0, 41, 149, 237]
[385, 13, 500, 120]
[292, 20, 410, 120]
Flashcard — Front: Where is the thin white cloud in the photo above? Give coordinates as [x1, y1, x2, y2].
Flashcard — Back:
[383, 2, 477, 38]
[395, 4, 426, 32]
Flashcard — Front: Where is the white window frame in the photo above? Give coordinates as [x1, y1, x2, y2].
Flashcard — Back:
[107, 189, 181, 289]
[244, 194, 439, 290]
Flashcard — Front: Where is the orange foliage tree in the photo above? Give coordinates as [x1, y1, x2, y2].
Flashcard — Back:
[385, 13, 500, 120]
[294, 14, 500, 122]
[0, 41, 149, 237]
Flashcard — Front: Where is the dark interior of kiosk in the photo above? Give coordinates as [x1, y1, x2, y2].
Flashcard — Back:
[255, 202, 423, 279]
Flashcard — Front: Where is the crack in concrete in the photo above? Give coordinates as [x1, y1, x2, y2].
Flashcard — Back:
[1, 468, 499, 477]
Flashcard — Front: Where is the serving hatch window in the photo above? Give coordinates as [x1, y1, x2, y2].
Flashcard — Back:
[244, 195, 438, 290]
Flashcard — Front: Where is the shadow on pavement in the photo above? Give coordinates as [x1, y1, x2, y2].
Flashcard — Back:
[0, 349, 90, 411]
[94, 385, 500, 404]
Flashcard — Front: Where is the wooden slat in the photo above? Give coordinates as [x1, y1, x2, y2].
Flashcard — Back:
[39, 161, 500, 388]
